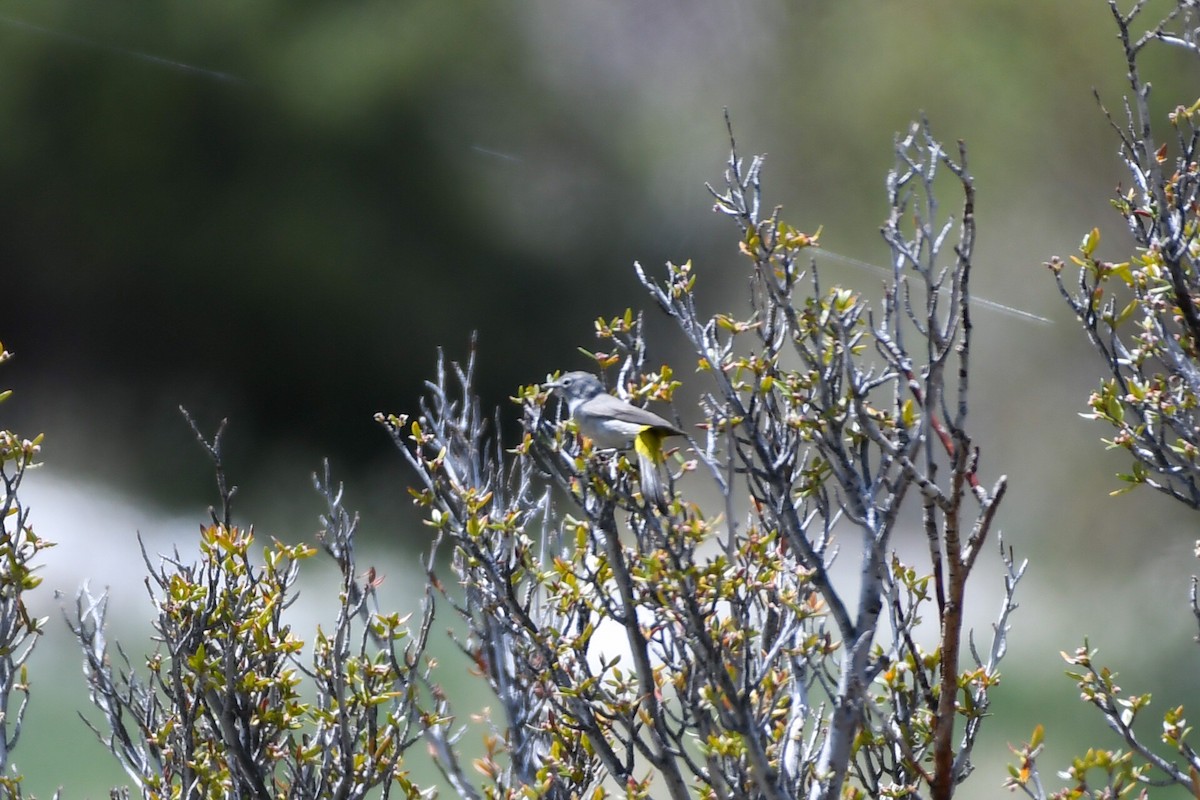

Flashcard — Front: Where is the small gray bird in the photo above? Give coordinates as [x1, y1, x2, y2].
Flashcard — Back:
[543, 371, 684, 507]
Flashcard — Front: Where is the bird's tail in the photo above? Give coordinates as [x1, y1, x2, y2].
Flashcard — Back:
[634, 429, 669, 508]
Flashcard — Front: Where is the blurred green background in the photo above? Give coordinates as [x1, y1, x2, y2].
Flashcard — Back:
[3, 0, 1200, 796]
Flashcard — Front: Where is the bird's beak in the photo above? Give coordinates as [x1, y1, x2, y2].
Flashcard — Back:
[542, 379, 561, 391]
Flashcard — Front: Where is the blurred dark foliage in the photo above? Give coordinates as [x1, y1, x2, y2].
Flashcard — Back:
[0, 0, 731, 510]
[1, 0, 1194, 525]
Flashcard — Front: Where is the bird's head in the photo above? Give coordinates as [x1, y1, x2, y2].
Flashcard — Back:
[543, 371, 606, 405]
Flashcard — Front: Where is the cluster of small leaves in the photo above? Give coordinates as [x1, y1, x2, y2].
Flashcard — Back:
[68, 425, 431, 799]
[384, 343, 847, 800]
[1006, 723, 1153, 800]
[669, 119, 1016, 800]
[380, 351, 618, 800]
[1058, 219, 1200, 503]
[1016, 2, 1200, 797]
[1005, 645, 1197, 799]
[0, 342, 50, 798]
[1050, 0, 1200, 507]
[383, 119, 1022, 800]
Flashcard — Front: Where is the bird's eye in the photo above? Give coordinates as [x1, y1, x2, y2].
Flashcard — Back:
[562, 377, 572, 387]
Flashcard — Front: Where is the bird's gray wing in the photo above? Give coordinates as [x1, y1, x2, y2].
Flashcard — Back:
[582, 394, 684, 435]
